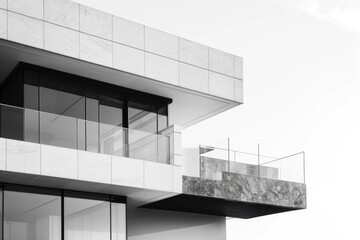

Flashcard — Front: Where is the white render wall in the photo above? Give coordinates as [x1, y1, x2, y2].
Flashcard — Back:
[0, 0, 243, 102]
[128, 208, 226, 240]
[0, 138, 182, 193]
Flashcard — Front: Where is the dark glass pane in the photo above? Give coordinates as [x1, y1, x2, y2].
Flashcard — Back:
[40, 87, 85, 119]
[99, 104, 124, 156]
[24, 84, 39, 143]
[39, 72, 85, 97]
[0, 105, 24, 141]
[24, 84, 38, 110]
[128, 96, 159, 134]
[3, 190, 61, 240]
[39, 87, 85, 149]
[23, 68, 39, 86]
[157, 105, 168, 132]
[86, 98, 99, 152]
[65, 197, 110, 240]
[0, 68, 23, 107]
[128, 107, 157, 134]
[99, 104, 123, 126]
[86, 98, 98, 122]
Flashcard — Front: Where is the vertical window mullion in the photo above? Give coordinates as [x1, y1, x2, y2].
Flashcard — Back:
[61, 190, 64, 240]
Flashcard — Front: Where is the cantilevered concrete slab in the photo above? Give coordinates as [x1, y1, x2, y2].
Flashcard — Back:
[0, 0, 243, 128]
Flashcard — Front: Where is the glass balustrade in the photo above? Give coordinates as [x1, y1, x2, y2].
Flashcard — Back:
[199, 145, 305, 183]
[0, 103, 170, 164]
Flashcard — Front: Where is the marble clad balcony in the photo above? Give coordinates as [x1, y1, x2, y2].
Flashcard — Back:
[143, 145, 306, 219]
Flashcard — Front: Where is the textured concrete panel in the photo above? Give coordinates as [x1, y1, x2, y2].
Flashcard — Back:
[113, 16, 144, 49]
[112, 156, 144, 188]
[172, 166, 182, 193]
[145, 27, 178, 60]
[78, 150, 111, 184]
[209, 72, 234, 100]
[0, 9, 6, 39]
[44, 0, 79, 30]
[80, 5, 112, 40]
[234, 79, 243, 103]
[179, 38, 208, 69]
[179, 63, 209, 93]
[234, 56, 243, 79]
[209, 48, 234, 77]
[80, 33, 112, 67]
[0, 0, 6, 9]
[41, 145, 78, 179]
[44, 22, 79, 58]
[144, 161, 173, 191]
[0, 138, 6, 170]
[113, 43, 144, 75]
[6, 140, 40, 174]
[145, 53, 179, 85]
[8, 0, 43, 19]
[8, 12, 43, 49]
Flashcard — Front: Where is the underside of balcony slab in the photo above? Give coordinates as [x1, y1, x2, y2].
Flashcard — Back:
[143, 172, 306, 219]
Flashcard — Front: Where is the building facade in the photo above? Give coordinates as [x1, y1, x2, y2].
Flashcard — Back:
[0, 1, 306, 240]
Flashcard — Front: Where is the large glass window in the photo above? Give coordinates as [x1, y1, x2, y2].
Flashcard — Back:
[0, 63, 171, 161]
[64, 193, 126, 240]
[39, 87, 86, 150]
[0, 185, 126, 240]
[65, 197, 110, 240]
[3, 187, 61, 240]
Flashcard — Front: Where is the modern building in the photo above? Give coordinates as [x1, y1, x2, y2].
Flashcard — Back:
[0, 0, 306, 240]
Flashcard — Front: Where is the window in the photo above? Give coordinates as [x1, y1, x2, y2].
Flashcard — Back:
[0, 63, 171, 162]
[3, 186, 61, 240]
[65, 196, 111, 240]
[0, 185, 126, 240]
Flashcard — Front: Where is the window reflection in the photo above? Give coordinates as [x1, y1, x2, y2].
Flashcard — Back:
[0, 64, 171, 161]
[3, 190, 61, 240]
[65, 197, 110, 240]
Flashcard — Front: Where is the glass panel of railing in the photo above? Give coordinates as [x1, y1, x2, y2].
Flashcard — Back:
[0, 104, 25, 141]
[230, 151, 260, 177]
[0, 103, 171, 164]
[129, 129, 169, 163]
[261, 152, 304, 183]
[39, 111, 81, 150]
[199, 146, 229, 180]
[24, 108, 39, 143]
[98, 122, 126, 157]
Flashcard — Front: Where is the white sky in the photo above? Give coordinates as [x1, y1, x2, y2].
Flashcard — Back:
[74, 0, 360, 239]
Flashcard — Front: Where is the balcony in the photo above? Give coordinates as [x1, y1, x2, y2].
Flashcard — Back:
[143, 144, 306, 219]
[0, 103, 182, 206]
[0, 103, 170, 164]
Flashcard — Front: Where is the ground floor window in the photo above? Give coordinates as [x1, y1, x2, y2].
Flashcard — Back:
[0, 184, 126, 240]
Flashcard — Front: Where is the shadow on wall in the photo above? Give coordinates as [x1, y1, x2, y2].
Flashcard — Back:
[127, 207, 226, 240]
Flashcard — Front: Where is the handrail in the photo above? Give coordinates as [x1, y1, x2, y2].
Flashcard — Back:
[199, 143, 305, 183]
[260, 151, 304, 166]
[199, 145, 277, 159]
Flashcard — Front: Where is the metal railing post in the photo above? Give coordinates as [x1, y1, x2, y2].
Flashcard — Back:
[257, 143, 260, 178]
[303, 151, 306, 184]
[228, 138, 230, 172]
[199, 145, 202, 178]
